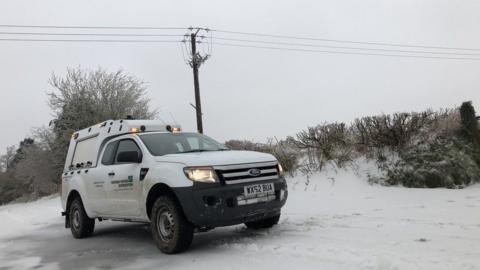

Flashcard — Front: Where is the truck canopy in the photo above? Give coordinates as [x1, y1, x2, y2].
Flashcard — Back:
[63, 119, 180, 171]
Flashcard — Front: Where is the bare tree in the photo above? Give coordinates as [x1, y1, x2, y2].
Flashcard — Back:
[0, 146, 15, 172]
[47, 67, 158, 181]
[351, 111, 435, 151]
[11, 142, 57, 197]
[294, 122, 353, 170]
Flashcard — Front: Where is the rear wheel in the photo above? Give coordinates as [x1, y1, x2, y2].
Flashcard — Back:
[245, 214, 280, 229]
[69, 197, 95, 238]
[150, 196, 194, 254]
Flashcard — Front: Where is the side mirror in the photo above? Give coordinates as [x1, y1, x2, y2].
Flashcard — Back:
[117, 151, 142, 163]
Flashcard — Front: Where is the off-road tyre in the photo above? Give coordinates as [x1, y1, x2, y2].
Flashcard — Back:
[150, 196, 194, 254]
[69, 197, 95, 238]
[245, 214, 281, 229]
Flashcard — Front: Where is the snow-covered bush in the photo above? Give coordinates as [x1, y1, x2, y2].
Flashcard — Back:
[371, 107, 480, 188]
[225, 139, 300, 175]
[0, 137, 59, 204]
[225, 104, 479, 188]
[351, 110, 458, 155]
[284, 105, 480, 188]
[352, 111, 434, 151]
[0, 173, 29, 205]
[374, 135, 480, 188]
[293, 122, 355, 170]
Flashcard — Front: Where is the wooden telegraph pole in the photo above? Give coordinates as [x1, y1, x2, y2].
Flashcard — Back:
[190, 32, 203, 134]
[186, 28, 209, 134]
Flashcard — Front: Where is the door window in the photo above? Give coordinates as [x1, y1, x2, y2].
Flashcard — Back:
[101, 141, 118, 165]
[115, 140, 142, 164]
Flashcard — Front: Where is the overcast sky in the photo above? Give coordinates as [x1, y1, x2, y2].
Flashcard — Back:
[1, 0, 480, 153]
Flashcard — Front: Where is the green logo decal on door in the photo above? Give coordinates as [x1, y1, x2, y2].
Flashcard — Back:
[112, 176, 134, 188]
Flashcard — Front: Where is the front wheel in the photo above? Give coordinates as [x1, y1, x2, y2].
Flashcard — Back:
[150, 196, 194, 254]
[245, 214, 280, 229]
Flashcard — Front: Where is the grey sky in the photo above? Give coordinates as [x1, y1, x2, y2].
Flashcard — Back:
[1, 0, 479, 153]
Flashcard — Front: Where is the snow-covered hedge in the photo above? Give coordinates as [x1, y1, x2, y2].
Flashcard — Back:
[373, 135, 480, 188]
[235, 102, 480, 188]
[225, 139, 300, 175]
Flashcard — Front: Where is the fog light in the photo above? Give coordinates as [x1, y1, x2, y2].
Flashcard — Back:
[203, 196, 218, 206]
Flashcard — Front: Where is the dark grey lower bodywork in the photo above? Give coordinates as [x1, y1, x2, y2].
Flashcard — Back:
[173, 177, 288, 228]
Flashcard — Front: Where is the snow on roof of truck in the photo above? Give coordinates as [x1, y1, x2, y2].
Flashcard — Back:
[64, 119, 180, 171]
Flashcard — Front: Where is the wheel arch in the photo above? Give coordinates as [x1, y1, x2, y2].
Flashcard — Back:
[64, 190, 81, 228]
[65, 189, 95, 216]
[146, 183, 184, 220]
[66, 189, 82, 213]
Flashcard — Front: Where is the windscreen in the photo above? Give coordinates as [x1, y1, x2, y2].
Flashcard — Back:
[139, 132, 229, 156]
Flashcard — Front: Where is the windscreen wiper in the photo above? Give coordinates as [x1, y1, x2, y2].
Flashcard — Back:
[179, 149, 228, 153]
[179, 149, 212, 153]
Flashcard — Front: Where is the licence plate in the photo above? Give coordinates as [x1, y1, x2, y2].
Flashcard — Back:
[244, 183, 274, 197]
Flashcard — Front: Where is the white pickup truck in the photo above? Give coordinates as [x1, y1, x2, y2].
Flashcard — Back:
[61, 119, 288, 253]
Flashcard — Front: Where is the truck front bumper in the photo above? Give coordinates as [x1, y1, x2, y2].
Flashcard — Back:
[173, 177, 288, 228]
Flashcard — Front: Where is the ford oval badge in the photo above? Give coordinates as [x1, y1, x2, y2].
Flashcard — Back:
[248, 168, 261, 177]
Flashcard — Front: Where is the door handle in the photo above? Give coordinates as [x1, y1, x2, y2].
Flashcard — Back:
[108, 172, 115, 176]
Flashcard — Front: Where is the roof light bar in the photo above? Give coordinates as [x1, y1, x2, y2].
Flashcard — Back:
[166, 125, 181, 133]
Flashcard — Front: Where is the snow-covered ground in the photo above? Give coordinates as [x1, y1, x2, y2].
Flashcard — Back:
[1, 165, 480, 270]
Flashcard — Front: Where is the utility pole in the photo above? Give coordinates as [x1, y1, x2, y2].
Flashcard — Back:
[190, 32, 203, 133]
[184, 27, 210, 134]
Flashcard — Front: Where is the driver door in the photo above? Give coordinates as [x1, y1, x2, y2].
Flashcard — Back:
[104, 138, 143, 218]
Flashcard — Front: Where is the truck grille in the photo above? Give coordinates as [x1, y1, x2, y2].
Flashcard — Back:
[214, 161, 279, 185]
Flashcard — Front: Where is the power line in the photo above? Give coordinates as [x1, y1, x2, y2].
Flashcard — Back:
[3, 24, 479, 52]
[0, 31, 184, 37]
[4, 30, 473, 56]
[0, 24, 187, 30]
[0, 24, 479, 60]
[213, 42, 480, 61]
[0, 38, 182, 43]
[212, 29, 480, 52]
[212, 37, 480, 56]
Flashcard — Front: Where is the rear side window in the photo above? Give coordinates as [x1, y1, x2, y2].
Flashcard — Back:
[115, 140, 141, 164]
[71, 135, 98, 166]
[101, 141, 118, 165]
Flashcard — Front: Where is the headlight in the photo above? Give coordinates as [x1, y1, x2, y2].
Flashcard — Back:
[277, 163, 285, 177]
[183, 167, 218, 183]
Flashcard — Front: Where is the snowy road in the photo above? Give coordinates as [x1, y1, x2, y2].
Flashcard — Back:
[1, 169, 480, 270]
